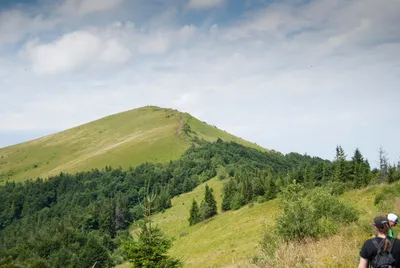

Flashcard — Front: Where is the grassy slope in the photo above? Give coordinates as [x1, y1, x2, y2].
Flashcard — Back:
[134, 177, 279, 268]
[122, 181, 399, 268]
[0, 106, 265, 183]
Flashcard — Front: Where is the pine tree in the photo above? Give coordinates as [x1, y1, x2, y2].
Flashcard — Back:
[78, 235, 114, 268]
[334, 145, 350, 182]
[204, 184, 217, 216]
[123, 187, 182, 268]
[264, 173, 277, 200]
[221, 179, 236, 211]
[352, 148, 364, 187]
[188, 199, 201, 226]
[200, 185, 217, 219]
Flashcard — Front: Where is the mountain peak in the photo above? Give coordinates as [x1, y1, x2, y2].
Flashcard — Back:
[0, 106, 266, 183]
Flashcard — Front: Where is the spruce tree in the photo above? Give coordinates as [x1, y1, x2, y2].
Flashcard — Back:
[334, 145, 350, 182]
[352, 148, 364, 187]
[200, 185, 217, 219]
[264, 173, 277, 200]
[123, 187, 182, 268]
[188, 199, 201, 226]
[204, 185, 217, 217]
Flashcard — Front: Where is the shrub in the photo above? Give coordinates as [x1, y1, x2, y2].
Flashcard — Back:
[276, 181, 358, 241]
[374, 182, 400, 211]
[230, 192, 245, 210]
[309, 188, 359, 223]
[316, 217, 339, 237]
[257, 196, 266, 203]
[323, 181, 350, 196]
[216, 166, 228, 180]
[277, 195, 319, 240]
[260, 226, 281, 258]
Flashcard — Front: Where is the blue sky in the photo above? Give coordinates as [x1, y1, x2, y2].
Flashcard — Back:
[1, 0, 399, 167]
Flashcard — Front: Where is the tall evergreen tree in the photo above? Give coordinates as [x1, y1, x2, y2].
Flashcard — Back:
[264, 174, 277, 200]
[204, 185, 217, 216]
[123, 189, 181, 268]
[221, 179, 236, 211]
[352, 148, 365, 187]
[334, 145, 350, 182]
[188, 199, 201, 226]
[200, 185, 217, 219]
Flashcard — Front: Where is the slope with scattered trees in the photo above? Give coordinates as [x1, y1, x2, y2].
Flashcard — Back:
[0, 139, 330, 267]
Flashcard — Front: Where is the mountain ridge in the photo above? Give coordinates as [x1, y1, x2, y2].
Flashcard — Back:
[0, 105, 266, 183]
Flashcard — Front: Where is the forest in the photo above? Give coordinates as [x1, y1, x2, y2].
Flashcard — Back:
[1, 138, 399, 267]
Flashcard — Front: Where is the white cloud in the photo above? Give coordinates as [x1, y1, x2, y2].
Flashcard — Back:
[137, 32, 171, 55]
[58, 0, 124, 16]
[100, 39, 132, 64]
[0, 10, 55, 45]
[1, 0, 400, 166]
[187, 0, 224, 10]
[180, 24, 197, 38]
[22, 27, 132, 75]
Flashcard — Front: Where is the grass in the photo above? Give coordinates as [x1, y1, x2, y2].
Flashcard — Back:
[127, 177, 280, 268]
[255, 185, 384, 268]
[0, 106, 266, 183]
[119, 181, 400, 268]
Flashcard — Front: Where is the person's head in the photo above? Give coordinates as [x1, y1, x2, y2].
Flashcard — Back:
[374, 216, 390, 235]
[387, 213, 399, 227]
[373, 216, 392, 252]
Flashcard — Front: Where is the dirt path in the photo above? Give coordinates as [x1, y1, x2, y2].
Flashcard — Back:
[175, 113, 183, 136]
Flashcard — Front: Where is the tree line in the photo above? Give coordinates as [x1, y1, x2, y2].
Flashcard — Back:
[219, 145, 400, 213]
[0, 139, 328, 267]
[1, 138, 399, 267]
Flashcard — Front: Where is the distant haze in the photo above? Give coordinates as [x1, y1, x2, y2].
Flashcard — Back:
[1, 0, 399, 167]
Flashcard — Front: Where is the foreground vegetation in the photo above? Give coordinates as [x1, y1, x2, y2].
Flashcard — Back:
[148, 174, 400, 267]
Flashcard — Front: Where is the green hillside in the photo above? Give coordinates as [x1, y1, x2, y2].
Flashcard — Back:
[0, 106, 265, 183]
[149, 177, 279, 267]
[143, 179, 398, 267]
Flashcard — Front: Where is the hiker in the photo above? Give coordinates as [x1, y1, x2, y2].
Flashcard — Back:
[387, 213, 399, 238]
[358, 216, 400, 268]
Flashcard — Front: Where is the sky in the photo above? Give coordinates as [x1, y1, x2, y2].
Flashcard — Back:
[0, 0, 399, 167]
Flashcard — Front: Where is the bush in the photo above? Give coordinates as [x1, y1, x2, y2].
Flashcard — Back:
[216, 166, 228, 180]
[309, 188, 359, 223]
[230, 192, 245, 210]
[316, 217, 339, 237]
[323, 181, 350, 196]
[276, 182, 358, 241]
[374, 182, 400, 211]
[277, 196, 319, 240]
[257, 196, 266, 203]
[260, 227, 281, 258]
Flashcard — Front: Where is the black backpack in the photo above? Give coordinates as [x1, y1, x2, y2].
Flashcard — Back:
[371, 238, 396, 268]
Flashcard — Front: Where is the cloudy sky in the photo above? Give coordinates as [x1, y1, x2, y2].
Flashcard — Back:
[0, 0, 399, 166]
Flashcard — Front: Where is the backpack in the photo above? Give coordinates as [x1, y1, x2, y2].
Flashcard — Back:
[371, 238, 396, 268]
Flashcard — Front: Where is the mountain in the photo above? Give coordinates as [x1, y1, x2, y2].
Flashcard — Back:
[0, 106, 266, 183]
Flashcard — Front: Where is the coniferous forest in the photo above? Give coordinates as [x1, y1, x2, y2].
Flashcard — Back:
[1, 139, 399, 267]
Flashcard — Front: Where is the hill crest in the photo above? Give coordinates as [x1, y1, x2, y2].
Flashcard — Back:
[0, 105, 266, 183]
